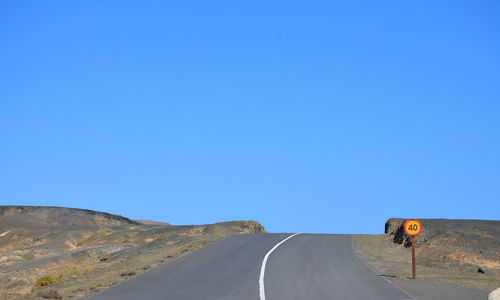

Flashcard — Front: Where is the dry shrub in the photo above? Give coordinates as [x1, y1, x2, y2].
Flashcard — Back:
[120, 270, 137, 277]
[36, 274, 63, 286]
[37, 289, 62, 299]
[20, 252, 35, 260]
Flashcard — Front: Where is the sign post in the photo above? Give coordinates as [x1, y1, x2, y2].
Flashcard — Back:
[404, 219, 422, 279]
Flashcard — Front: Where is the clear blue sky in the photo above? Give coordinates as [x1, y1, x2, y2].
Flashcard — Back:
[1, 1, 499, 234]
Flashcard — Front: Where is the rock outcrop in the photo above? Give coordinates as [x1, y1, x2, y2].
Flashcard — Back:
[490, 287, 500, 300]
[385, 217, 500, 278]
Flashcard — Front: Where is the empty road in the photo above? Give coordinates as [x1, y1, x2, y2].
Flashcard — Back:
[86, 233, 415, 300]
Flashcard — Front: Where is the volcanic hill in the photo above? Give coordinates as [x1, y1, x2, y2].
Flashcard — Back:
[0, 206, 266, 300]
[356, 218, 500, 291]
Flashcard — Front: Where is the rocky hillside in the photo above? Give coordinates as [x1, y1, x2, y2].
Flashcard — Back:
[0, 206, 140, 228]
[0, 206, 266, 300]
[355, 218, 500, 292]
[133, 220, 170, 226]
[385, 218, 500, 275]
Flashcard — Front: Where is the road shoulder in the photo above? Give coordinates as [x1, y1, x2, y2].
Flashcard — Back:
[354, 234, 495, 299]
[390, 277, 489, 300]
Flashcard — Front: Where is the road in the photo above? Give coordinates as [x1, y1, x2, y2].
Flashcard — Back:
[86, 233, 415, 300]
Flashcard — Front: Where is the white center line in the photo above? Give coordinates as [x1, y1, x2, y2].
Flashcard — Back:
[259, 233, 301, 300]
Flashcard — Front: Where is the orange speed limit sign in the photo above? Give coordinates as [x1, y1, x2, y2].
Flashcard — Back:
[404, 219, 422, 236]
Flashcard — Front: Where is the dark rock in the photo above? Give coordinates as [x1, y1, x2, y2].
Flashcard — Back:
[38, 289, 62, 299]
[392, 223, 412, 248]
[477, 267, 494, 275]
[120, 270, 137, 277]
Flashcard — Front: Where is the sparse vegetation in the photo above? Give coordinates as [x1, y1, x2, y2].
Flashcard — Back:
[37, 289, 62, 299]
[56, 265, 92, 278]
[0, 206, 265, 299]
[36, 274, 63, 286]
[19, 252, 35, 260]
[120, 270, 137, 277]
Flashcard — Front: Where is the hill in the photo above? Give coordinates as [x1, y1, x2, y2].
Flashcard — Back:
[0, 206, 266, 300]
[0, 206, 140, 228]
[356, 218, 500, 291]
[133, 220, 171, 226]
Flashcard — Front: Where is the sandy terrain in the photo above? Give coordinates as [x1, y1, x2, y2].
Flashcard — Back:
[355, 218, 500, 292]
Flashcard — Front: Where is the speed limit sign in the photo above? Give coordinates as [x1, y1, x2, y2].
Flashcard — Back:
[404, 219, 422, 236]
[403, 219, 422, 279]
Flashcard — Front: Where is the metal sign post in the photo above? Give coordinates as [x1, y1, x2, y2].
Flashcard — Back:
[411, 236, 416, 279]
[404, 219, 422, 279]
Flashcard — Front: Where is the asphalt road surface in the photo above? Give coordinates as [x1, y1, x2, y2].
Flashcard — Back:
[86, 233, 415, 300]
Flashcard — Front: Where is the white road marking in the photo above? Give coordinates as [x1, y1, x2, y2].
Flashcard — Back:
[350, 236, 418, 300]
[259, 233, 301, 300]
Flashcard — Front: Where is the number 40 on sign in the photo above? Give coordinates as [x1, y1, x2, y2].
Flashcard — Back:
[404, 220, 422, 236]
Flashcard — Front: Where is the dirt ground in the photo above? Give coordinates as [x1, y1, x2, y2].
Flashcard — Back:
[355, 234, 500, 292]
